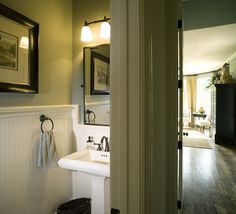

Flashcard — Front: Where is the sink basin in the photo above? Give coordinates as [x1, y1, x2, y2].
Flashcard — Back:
[58, 149, 110, 213]
[58, 149, 110, 177]
[90, 150, 110, 163]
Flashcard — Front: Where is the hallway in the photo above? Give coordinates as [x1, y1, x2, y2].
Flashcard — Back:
[183, 143, 236, 214]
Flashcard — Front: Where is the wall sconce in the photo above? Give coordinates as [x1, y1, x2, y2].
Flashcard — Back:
[81, 16, 110, 42]
[100, 21, 110, 39]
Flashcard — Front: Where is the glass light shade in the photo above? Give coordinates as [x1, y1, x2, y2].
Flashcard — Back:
[81, 25, 93, 42]
[100, 22, 110, 39]
[19, 36, 29, 49]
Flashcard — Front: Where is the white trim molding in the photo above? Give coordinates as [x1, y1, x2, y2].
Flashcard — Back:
[110, 0, 128, 213]
[0, 105, 77, 119]
[0, 105, 75, 114]
[111, 0, 178, 213]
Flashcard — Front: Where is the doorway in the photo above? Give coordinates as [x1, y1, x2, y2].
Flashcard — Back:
[181, 1, 236, 213]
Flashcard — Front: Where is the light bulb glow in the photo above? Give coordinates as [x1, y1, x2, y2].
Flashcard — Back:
[100, 22, 110, 39]
[19, 36, 29, 49]
[81, 25, 93, 42]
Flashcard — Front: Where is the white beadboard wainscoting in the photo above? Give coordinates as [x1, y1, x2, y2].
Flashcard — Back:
[0, 105, 76, 214]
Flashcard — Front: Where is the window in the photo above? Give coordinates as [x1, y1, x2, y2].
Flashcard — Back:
[196, 74, 212, 117]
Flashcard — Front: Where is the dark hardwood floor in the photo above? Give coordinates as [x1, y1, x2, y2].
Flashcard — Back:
[183, 143, 236, 214]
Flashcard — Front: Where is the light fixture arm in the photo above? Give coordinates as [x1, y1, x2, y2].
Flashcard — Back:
[85, 16, 110, 26]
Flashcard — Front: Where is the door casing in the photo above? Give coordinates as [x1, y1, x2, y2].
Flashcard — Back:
[110, 0, 179, 213]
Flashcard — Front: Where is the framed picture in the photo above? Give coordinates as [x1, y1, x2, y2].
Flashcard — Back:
[0, 31, 18, 70]
[0, 3, 39, 93]
[91, 51, 110, 95]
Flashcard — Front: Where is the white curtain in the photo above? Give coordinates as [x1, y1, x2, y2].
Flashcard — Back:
[184, 76, 197, 126]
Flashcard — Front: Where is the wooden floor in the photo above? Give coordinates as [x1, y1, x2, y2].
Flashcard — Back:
[183, 142, 236, 214]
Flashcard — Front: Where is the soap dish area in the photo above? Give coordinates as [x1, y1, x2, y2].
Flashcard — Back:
[90, 150, 110, 163]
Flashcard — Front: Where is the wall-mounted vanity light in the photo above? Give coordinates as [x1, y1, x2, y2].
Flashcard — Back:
[81, 16, 110, 42]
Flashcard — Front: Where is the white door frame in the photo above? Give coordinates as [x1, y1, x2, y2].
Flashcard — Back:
[110, 0, 179, 213]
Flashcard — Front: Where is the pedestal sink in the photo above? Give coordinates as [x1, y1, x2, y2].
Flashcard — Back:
[58, 149, 110, 214]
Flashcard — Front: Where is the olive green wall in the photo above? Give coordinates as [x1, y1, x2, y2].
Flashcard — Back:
[0, 0, 72, 106]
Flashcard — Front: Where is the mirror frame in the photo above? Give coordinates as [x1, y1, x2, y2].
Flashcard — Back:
[0, 3, 39, 93]
[83, 44, 110, 126]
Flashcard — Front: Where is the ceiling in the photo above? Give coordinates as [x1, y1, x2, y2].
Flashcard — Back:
[183, 23, 236, 75]
[183, 0, 236, 75]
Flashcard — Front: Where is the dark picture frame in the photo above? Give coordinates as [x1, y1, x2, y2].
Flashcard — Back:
[0, 3, 39, 93]
[91, 51, 110, 95]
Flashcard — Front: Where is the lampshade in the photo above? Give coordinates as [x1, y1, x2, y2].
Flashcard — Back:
[100, 21, 110, 39]
[81, 25, 93, 42]
[19, 36, 29, 49]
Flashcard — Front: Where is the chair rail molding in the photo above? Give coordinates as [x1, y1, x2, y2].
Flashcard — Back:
[0, 105, 75, 113]
[0, 105, 78, 119]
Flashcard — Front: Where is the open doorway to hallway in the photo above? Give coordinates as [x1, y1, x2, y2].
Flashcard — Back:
[181, 0, 236, 213]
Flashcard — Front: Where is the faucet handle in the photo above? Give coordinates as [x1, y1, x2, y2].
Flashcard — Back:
[94, 143, 103, 151]
[86, 136, 93, 143]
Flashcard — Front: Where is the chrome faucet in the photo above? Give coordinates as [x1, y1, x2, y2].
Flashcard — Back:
[100, 136, 109, 152]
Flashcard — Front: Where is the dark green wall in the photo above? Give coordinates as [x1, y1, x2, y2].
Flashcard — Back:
[183, 0, 236, 30]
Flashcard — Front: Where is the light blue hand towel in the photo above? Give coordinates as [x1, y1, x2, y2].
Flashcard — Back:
[37, 130, 58, 169]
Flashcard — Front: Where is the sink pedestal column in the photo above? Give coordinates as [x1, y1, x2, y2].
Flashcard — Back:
[91, 176, 106, 214]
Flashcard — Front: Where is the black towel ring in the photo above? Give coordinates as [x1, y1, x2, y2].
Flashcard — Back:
[85, 109, 96, 123]
[40, 115, 54, 133]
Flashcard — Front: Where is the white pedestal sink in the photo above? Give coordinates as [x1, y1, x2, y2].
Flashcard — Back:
[58, 149, 110, 214]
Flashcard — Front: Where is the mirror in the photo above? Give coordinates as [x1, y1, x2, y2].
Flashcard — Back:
[83, 44, 110, 126]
